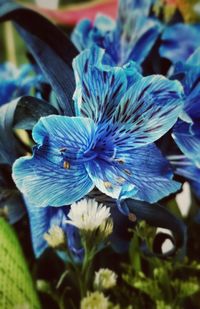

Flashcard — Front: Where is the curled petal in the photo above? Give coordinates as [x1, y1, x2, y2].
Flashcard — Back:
[73, 47, 128, 123]
[12, 116, 96, 206]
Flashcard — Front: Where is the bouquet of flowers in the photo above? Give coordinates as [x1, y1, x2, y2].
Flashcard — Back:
[0, 0, 200, 308]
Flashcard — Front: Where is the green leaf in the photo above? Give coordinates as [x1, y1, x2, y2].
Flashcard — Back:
[0, 218, 41, 308]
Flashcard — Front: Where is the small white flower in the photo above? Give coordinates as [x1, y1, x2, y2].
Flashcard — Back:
[44, 225, 65, 248]
[81, 291, 110, 309]
[66, 199, 111, 232]
[94, 268, 117, 290]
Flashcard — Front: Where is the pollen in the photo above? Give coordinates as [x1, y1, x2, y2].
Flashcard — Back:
[59, 147, 67, 152]
[104, 181, 113, 189]
[63, 161, 70, 169]
[116, 177, 125, 184]
[124, 169, 132, 176]
[115, 158, 125, 164]
[128, 213, 137, 222]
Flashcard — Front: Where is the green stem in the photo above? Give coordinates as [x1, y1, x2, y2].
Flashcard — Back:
[80, 241, 97, 297]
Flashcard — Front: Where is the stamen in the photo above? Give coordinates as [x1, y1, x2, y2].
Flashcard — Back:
[104, 182, 113, 189]
[111, 148, 117, 159]
[170, 161, 192, 166]
[124, 169, 131, 176]
[128, 213, 137, 222]
[167, 155, 186, 161]
[116, 177, 125, 184]
[115, 158, 125, 164]
[59, 147, 67, 152]
[63, 161, 70, 169]
[98, 148, 117, 162]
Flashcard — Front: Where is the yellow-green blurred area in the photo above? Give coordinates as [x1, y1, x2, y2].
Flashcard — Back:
[0, 0, 93, 64]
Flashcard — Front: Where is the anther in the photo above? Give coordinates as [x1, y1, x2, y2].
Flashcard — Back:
[115, 158, 125, 164]
[116, 177, 125, 184]
[63, 161, 70, 169]
[104, 181, 113, 189]
[124, 169, 131, 176]
[59, 147, 67, 152]
[128, 213, 137, 222]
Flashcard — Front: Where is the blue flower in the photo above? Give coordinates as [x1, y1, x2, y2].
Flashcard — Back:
[0, 62, 39, 106]
[172, 48, 200, 167]
[160, 24, 200, 64]
[71, 0, 161, 65]
[168, 49, 200, 198]
[12, 47, 183, 207]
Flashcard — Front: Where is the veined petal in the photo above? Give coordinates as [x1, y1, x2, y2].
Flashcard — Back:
[118, 144, 181, 203]
[73, 46, 127, 123]
[32, 115, 96, 153]
[118, 0, 153, 18]
[118, 12, 162, 65]
[71, 19, 92, 52]
[126, 17, 161, 65]
[12, 116, 96, 206]
[85, 159, 126, 199]
[85, 144, 180, 203]
[98, 75, 184, 150]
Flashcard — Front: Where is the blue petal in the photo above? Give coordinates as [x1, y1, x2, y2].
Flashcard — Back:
[100, 75, 184, 150]
[173, 57, 200, 120]
[125, 16, 162, 64]
[12, 116, 95, 206]
[123, 61, 142, 87]
[24, 198, 83, 259]
[25, 198, 66, 257]
[71, 15, 115, 53]
[85, 159, 124, 199]
[73, 47, 128, 123]
[172, 121, 200, 166]
[117, 0, 161, 64]
[118, 0, 153, 17]
[187, 47, 200, 66]
[86, 144, 180, 203]
[0, 62, 38, 106]
[174, 163, 200, 198]
[71, 19, 92, 52]
[119, 144, 181, 203]
[160, 24, 200, 63]
[119, 15, 162, 65]
[65, 224, 84, 262]
[184, 86, 200, 120]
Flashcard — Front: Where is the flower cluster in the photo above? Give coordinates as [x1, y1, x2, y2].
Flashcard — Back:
[1, 0, 200, 308]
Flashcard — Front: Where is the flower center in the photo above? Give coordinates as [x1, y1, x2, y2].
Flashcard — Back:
[60, 143, 119, 169]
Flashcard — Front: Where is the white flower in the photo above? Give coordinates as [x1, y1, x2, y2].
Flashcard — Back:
[66, 199, 111, 232]
[81, 291, 110, 309]
[44, 225, 65, 248]
[94, 268, 117, 290]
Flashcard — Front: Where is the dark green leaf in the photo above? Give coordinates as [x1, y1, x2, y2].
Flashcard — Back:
[0, 0, 78, 115]
[0, 96, 57, 164]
